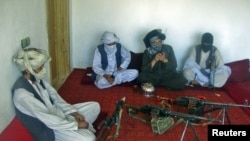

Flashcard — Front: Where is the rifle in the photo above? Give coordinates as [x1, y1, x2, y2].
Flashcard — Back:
[96, 97, 126, 141]
[208, 45, 216, 89]
[126, 104, 221, 123]
[126, 104, 221, 141]
[174, 96, 250, 124]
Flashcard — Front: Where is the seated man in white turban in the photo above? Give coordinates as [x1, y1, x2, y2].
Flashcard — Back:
[183, 32, 231, 88]
[92, 31, 139, 89]
[12, 48, 100, 141]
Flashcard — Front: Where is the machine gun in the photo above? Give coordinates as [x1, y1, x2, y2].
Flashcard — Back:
[96, 97, 126, 141]
[174, 96, 250, 124]
[126, 104, 221, 141]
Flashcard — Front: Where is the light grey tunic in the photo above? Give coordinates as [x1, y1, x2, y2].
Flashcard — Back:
[13, 80, 100, 141]
[92, 45, 138, 89]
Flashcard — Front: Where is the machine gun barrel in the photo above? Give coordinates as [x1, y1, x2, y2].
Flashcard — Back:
[201, 100, 250, 108]
[163, 110, 221, 123]
[174, 96, 250, 109]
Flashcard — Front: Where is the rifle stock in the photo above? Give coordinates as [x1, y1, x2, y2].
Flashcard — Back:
[96, 125, 111, 141]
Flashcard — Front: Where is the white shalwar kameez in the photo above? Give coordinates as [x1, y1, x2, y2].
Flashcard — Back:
[183, 47, 231, 87]
[92, 45, 138, 89]
[13, 80, 100, 141]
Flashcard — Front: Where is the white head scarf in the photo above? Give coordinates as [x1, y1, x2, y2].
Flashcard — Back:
[13, 48, 51, 75]
[101, 31, 119, 44]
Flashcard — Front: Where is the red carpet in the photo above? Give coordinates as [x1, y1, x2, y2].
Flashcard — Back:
[58, 69, 250, 141]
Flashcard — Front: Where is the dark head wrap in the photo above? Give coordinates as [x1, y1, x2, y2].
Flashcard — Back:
[201, 32, 213, 45]
[143, 29, 166, 48]
[201, 32, 213, 52]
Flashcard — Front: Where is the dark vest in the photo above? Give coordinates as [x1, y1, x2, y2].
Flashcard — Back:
[92, 43, 122, 80]
[12, 77, 55, 141]
[195, 45, 216, 69]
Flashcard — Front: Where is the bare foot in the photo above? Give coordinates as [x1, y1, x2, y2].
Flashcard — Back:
[192, 80, 199, 85]
[202, 83, 209, 87]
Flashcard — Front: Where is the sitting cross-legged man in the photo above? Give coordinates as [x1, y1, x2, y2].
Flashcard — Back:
[183, 32, 231, 88]
[92, 31, 139, 89]
[138, 29, 187, 90]
[12, 48, 100, 141]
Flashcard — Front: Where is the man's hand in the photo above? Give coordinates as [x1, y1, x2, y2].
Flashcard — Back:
[78, 120, 89, 129]
[71, 112, 89, 129]
[152, 52, 168, 67]
[71, 112, 85, 122]
[103, 74, 114, 84]
[159, 52, 168, 63]
[117, 67, 123, 71]
[154, 53, 162, 62]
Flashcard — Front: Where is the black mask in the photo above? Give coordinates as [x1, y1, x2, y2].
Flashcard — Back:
[201, 33, 213, 53]
[201, 33, 213, 45]
[201, 44, 211, 52]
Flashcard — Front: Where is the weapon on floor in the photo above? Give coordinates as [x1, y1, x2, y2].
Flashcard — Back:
[96, 97, 126, 141]
[125, 104, 221, 141]
[174, 96, 250, 124]
[208, 45, 216, 89]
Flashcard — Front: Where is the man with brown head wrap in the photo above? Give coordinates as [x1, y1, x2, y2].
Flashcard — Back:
[12, 48, 100, 141]
[183, 32, 231, 88]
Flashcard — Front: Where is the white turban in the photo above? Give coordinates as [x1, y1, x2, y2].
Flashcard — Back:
[13, 48, 51, 71]
[101, 31, 119, 44]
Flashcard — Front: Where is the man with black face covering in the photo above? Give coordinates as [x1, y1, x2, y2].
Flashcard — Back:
[183, 32, 231, 88]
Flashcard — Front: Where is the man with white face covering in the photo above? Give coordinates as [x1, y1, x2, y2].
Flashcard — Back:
[12, 48, 100, 141]
[92, 31, 138, 89]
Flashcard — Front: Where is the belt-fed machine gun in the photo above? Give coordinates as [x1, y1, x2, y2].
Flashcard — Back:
[126, 104, 221, 141]
[174, 96, 250, 124]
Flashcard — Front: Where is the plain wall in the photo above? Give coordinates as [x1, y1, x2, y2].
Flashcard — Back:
[70, 0, 250, 70]
[0, 0, 49, 132]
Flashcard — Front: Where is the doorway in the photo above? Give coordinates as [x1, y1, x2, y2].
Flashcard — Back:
[47, 0, 70, 89]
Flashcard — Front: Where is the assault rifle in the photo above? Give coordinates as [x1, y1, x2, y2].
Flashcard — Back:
[126, 104, 221, 141]
[174, 96, 250, 124]
[96, 97, 126, 141]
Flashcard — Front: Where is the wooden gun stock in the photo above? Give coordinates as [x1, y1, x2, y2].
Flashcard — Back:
[96, 125, 111, 141]
[96, 97, 126, 141]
